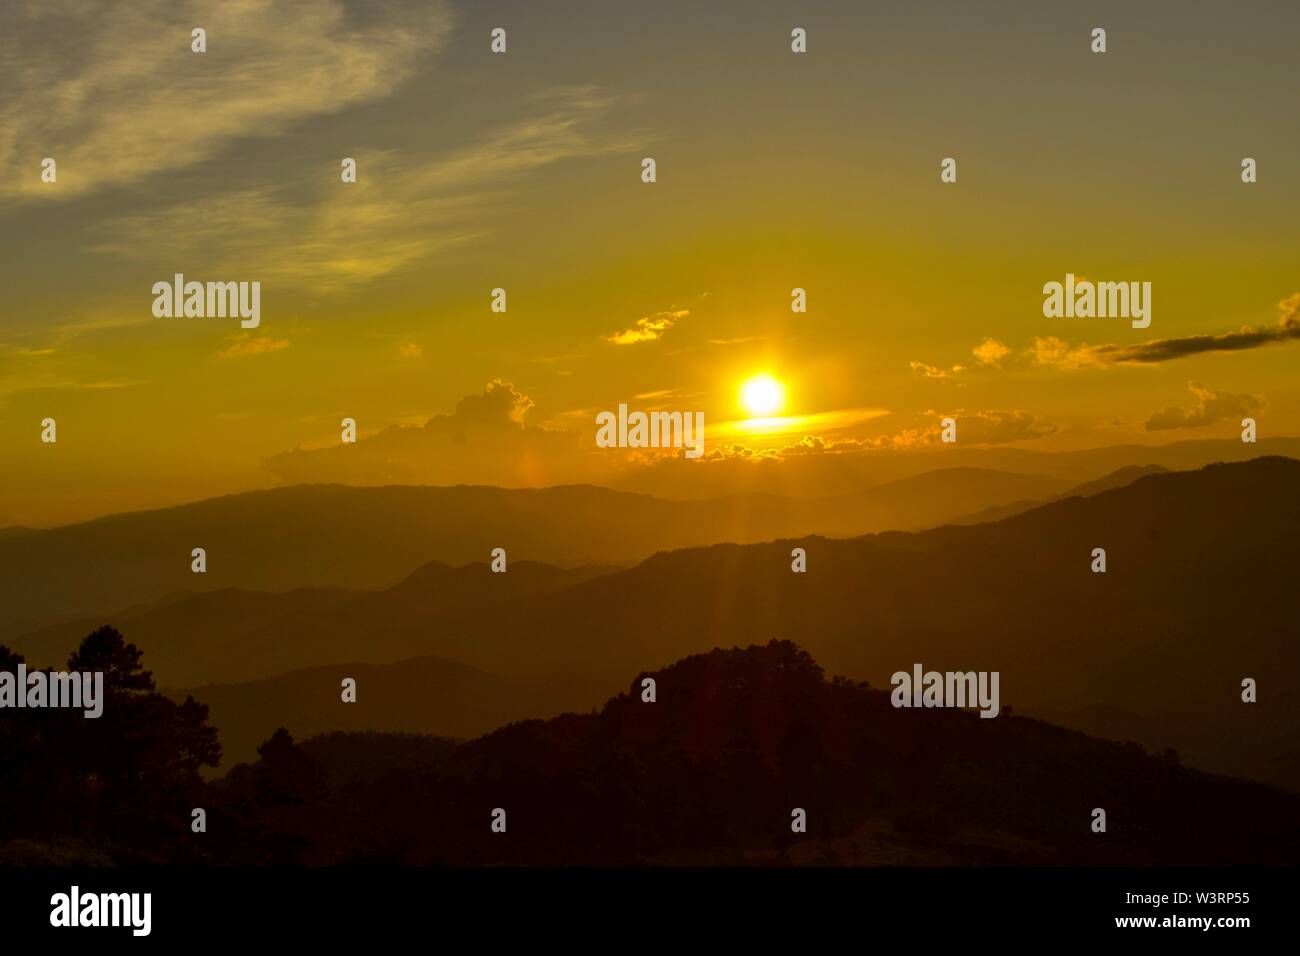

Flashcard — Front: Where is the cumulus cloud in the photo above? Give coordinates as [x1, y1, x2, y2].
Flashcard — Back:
[1029, 335, 1094, 368]
[1144, 382, 1266, 431]
[972, 337, 1011, 366]
[0, 0, 452, 202]
[263, 380, 603, 487]
[605, 310, 689, 345]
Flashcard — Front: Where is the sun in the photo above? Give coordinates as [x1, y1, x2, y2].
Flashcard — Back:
[740, 374, 786, 417]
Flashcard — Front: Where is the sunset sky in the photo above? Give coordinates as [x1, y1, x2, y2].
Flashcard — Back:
[2, 0, 1298, 525]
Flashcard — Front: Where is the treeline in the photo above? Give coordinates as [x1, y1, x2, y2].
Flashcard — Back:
[4, 633, 1300, 866]
[0, 627, 218, 864]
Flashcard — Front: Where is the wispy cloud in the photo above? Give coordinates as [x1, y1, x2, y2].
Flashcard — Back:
[1060, 294, 1300, 365]
[910, 360, 966, 379]
[0, 0, 453, 202]
[910, 337, 1008, 379]
[0, 374, 144, 400]
[707, 407, 891, 443]
[918, 295, 1300, 376]
[605, 309, 689, 345]
[217, 333, 289, 359]
[87, 88, 630, 292]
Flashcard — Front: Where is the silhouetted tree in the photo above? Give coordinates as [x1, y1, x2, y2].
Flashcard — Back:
[254, 728, 319, 805]
[67, 625, 153, 692]
[0, 627, 221, 859]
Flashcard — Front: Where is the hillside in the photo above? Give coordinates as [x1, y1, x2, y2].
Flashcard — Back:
[207, 641, 1300, 866]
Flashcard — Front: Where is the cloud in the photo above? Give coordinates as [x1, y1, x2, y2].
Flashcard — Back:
[0, 0, 453, 202]
[605, 310, 689, 345]
[1144, 382, 1266, 431]
[910, 361, 966, 379]
[781, 435, 830, 455]
[878, 410, 1057, 448]
[0, 330, 150, 398]
[399, 343, 423, 359]
[972, 337, 1011, 366]
[914, 296, 1300, 376]
[910, 337, 1010, 379]
[1034, 294, 1300, 368]
[0, 376, 144, 400]
[671, 407, 1056, 464]
[216, 334, 289, 359]
[1029, 335, 1094, 368]
[455, 379, 534, 425]
[953, 410, 1059, 444]
[87, 88, 629, 292]
[263, 380, 602, 487]
[0, 344, 56, 357]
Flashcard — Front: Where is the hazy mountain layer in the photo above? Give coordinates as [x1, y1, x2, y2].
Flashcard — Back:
[0, 468, 1067, 632]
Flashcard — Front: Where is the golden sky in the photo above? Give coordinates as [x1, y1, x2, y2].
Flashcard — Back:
[2, 0, 1298, 525]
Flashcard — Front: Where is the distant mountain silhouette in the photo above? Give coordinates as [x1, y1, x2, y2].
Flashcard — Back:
[0, 469, 1069, 633]
[608, 436, 1300, 499]
[14, 560, 613, 686]
[206, 641, 1300, 866]
[175, 653, 604, 770]
[824, 467, 1067, 527]
[358, 456, 1298, 791]
[1063, 463, 1172, 498]
[953, 464, 1170, 524]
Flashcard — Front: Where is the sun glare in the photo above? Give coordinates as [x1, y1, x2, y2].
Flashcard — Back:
[740, 374, 786, 417]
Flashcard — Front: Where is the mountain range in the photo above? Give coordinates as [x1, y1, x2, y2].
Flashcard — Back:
[1, 466, 1067, 633]
[10, 455, 1296, 791]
